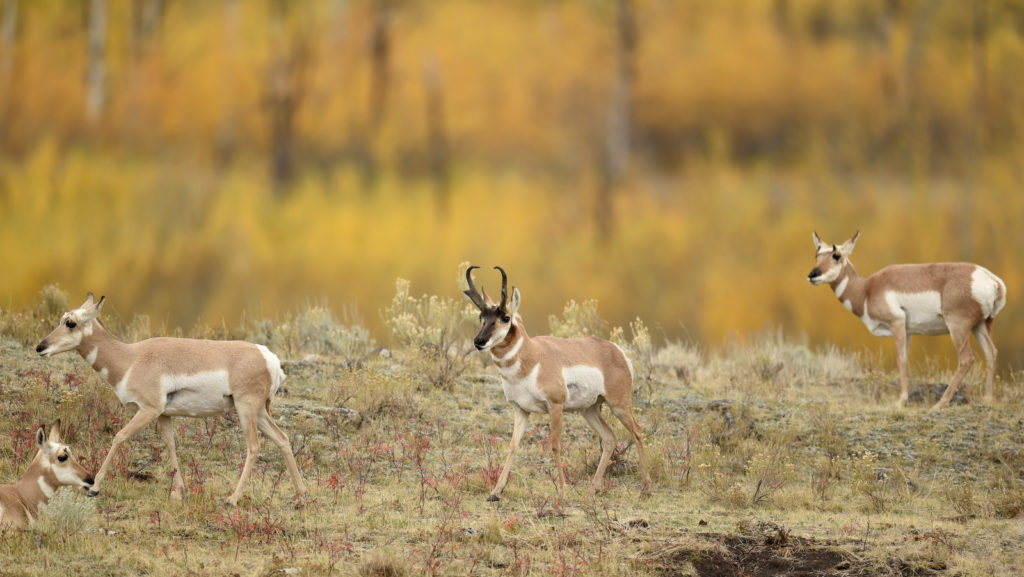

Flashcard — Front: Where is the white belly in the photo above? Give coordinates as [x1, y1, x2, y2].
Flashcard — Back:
[885, 291, 948, 336]
[160, 371, 234, 417]
[561, 366, 606, 410]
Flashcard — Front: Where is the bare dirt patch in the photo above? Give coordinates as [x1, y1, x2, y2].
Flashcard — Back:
[656, 522, 947, 577]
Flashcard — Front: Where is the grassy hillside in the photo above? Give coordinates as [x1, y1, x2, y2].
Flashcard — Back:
[0, 286, 1021, 576]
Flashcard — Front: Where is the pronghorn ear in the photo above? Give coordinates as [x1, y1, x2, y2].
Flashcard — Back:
[508, 287, 521, 317]
[839, 231, 860, 256]
[36, 425, 47, 448]
[82, 293, 96, 308]
[95, 296, 106, 313]
[481, 287, 496, 307]
[812, 231, 824, 251]
[48, 421, 62, 444]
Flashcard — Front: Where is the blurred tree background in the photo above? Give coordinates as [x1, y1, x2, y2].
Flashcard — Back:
[1, 0, 1023, 367]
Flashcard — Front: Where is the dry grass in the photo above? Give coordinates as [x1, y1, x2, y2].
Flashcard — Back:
[0, 289, 1021, 576]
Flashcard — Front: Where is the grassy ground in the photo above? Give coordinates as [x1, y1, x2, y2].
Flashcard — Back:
[0, 291, 1022, 577]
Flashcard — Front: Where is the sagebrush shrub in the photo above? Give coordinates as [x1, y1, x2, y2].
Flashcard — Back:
[36, 488, 96, 544]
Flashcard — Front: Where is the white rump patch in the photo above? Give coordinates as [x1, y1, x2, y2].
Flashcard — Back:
[561, 366, 607, 411]
[971, 267, 1004, 319]
[256, 344, 285, 396]
[160, 370, 233, 417]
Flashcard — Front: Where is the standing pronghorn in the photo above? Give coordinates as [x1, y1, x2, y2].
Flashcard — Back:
[0, 422, 95, 527]
[463, 266, 651, 501]
[807, 231, 1006, 410]
[35, 293, 306, 506]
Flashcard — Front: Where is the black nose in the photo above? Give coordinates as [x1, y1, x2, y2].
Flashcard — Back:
[808, 268, 820, 280]
[474, 338, 487, 350]
[35, 342, 46, 353]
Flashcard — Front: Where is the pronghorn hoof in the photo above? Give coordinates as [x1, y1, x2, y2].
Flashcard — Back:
[486, 495, 500, 502]
[86, 490, 99, 498]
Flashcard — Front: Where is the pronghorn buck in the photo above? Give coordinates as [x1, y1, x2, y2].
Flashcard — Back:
[0, 422, 94, 527]
[35, 294, 306, 506]
[463, 266, 650, 501]
[808, 231, 1007, 410]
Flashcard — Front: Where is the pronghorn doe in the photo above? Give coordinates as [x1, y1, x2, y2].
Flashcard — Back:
[463, 266, 650, 501]
[0, 422, 94, 527]
[808, 231, 1007, 410]
[36, 294, 306, 506]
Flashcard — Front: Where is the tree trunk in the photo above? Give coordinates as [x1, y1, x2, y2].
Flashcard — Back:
[361, 0, 391, 188]
[423, 58, 449, 215]
[86, 0, 108, 125]
[0, 0, 17, 142]
[597, 0, 636, 242]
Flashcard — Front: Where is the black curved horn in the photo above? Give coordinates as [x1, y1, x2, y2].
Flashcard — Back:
[463, 265, 486, 310]
[494, 266, 508, 311]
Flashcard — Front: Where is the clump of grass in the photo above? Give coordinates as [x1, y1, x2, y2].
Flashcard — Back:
[359, 551, 408, 577]
[747, 443, 795, 505]
[0, 283, 70, 345]
[252, 303, 373, 361]
[36, 487, 96, 545]
[611, 317, 656, 395]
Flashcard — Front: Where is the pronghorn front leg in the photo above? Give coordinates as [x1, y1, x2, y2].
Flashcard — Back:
[89, 408, 162, 497]
[549, 403, 565, 499]
[158, 415, 185, 499]
[488, 405, 530, 502]
[891, 320, 910, 409]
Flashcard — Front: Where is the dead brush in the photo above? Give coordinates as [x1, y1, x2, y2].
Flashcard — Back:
[851, 451, 916, 513]
[381, 276, 476, 390]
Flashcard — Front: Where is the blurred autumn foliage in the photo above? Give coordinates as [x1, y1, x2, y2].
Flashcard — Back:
[2, 0, 1023, 366]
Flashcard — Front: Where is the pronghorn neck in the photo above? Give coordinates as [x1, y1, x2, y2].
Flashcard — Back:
[11, 453, 57, 518]
[830, 261, 867, 317]
[75, 320, 134, 386]
[489, 322, 532, 365]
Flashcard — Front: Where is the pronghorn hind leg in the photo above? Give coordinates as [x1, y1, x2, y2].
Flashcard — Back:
[157, 415, 185, 499]
[256, 405, 306, 499]
[973, 319, 998, 403]
[610, 406, 651, 495]
[580, 405, 617, 493]
[88, 408, 161, 497]
[933, 319, 975, 411]
[489, 405, 530, 501]
[891, 320, 910, 408]
[225, 402, 262, 507]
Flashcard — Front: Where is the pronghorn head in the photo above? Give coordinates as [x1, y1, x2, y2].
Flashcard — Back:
[36, 421, 95, 492]
[35, 293, 106, 357]
[808, 231, 859, 285]
[463, 265, 520, 352]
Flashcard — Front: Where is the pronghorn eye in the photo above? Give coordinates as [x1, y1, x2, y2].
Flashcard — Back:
[57, 454, 68, 463]
[65, 320, 77, 329]
[502, 315, 511, 323]
[831, 253, 841, 262]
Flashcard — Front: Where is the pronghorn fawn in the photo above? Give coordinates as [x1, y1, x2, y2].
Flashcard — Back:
[0, 422, 94, 527]
[808, 231, 1006, 410]
[463, 266, 650, 501]
[36, 293, 306, 506]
